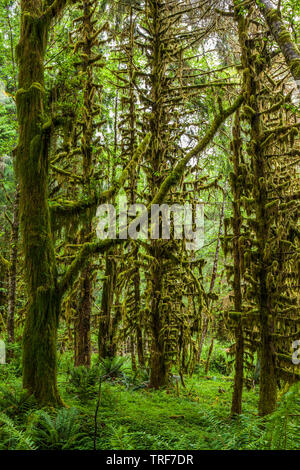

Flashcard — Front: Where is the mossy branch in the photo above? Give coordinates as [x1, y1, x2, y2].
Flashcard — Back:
[58, 98, 243, 296]
[255, 0, 300, 93]
[99, 132, 151, 202]
[42, 0, 70, 21]
[150, 95, 244, 206]
[50, 133, 151, 219]
[0, 254, 10, 269]
[58, 239, 123, 295]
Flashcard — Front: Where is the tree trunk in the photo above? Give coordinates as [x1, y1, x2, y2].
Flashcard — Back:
[130, 336, 137, 372]
[74, 265, 92, 367]
[73, 0, 100, 367]
[236, 7, 277, 416]
[204, 337, 214, 375]
[201, 177, 228, 366]
[16, 0, 66, 406]
[231, 324, 244, 416]
[7, 187, 19, 348]
[258, 317, 277, 416]
[230, 110, 244, 416]
[149, 263, 169, 388]
[98, 252, 116, 358]
[149, 340, 168, 389]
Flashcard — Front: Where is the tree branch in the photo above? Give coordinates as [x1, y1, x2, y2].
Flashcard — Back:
[50, 133, 151, 219]
[150, 94, 244, 206]
[58, 98, 243, 296]
[255, 0, 300, 93]
[42, 0, 70, 21]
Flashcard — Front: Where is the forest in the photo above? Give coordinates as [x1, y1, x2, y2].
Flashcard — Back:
[0, 0, 299, 453]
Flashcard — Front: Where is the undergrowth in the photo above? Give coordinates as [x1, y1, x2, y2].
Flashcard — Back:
[0, 351, 298, 451]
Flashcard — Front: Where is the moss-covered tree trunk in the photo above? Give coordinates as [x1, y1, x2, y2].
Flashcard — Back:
[74, 264, 91, 367]
[146, 0, 171, 389]
[15, 0, 67, 406]
[0, 258, 7, 323]
[135, 271, 144, 368]
[230, 111, 244, 416]
[149, 262, 169, 388]
[204, 177, 228, 373]
[98, 252, 116, 358]
[236, 4, 277, 416]
[73, 0, 95, 368]
[7, 187, 19, 348]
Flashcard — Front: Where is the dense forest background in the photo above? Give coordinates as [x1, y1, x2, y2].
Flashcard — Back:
[0, 0, 299, 451]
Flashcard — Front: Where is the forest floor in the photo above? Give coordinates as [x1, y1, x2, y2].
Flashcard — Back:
[0, 340, 298, 450]
[61, 373, 259, 450]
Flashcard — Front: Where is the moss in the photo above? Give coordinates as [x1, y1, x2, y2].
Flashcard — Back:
[16, 0, 68, 407]
[265, 8, 279, 23]
[278, 31, 292, 45]
[290, 59, 300, 79]
[150, 95, 243, 206]
[0, 254, 10, 269]
[23, 286, 63, 407]
[244, 104, 256, 116]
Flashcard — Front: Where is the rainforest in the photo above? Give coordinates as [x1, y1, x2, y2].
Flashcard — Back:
[0, 0, 299, 453]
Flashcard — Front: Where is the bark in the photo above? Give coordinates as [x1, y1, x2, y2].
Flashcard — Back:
[130, 336, 137, 372]
[73, 0, 100, 366]
[135, 268, 144, 368]
[0, 259, 7, 322]
[259, 319, 277, 415]
[231, 324, 244, 415]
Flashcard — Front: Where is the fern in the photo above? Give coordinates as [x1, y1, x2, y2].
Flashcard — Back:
[0, 413, 37, 450]
[27, 408, 90, 450]
[260, 382, 300, 450]
[107, 424, 135, 450]
[0, 384, 37, 420]
[100, 357, 130, 379]
[68, 365, 100, 401]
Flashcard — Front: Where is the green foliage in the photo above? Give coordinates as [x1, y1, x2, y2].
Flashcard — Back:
[201, 340, 233, 375]
[0, 0, 298, 451]
[107, 424, 136, 450]
[68, 365, 100, 401]
[0, 413, 37, 450]
[100, 356, 130, 380]
[0, 363, 299, 450]
[260, 382, 300, 450]
[0, 383, 37, 420]
[27, 408, 89, 450]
